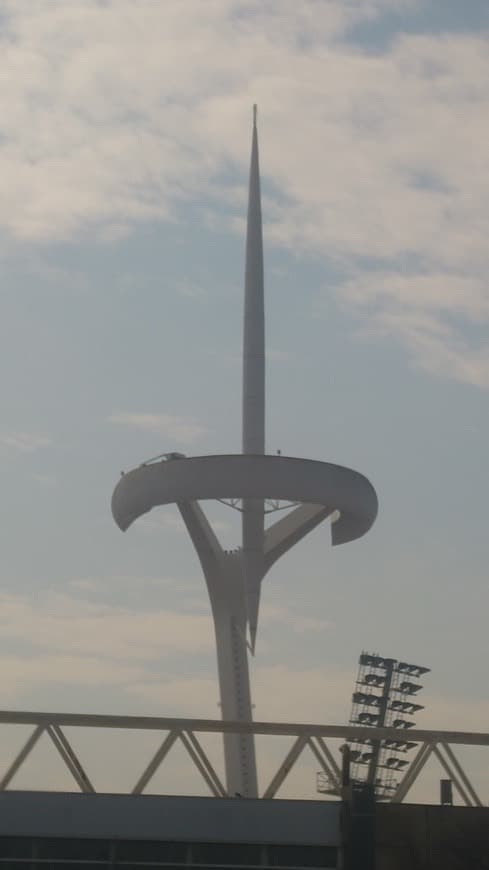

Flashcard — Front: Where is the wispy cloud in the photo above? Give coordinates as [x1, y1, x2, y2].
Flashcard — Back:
[67, 574, 183, 595]
[175, 279, 209, 300]
[252, 664, 351, 724]
[0, 653, 148, 695]
[0, 592, 214, 663]
[344, 272, 489, 386]
[107, 412, 208, 443]
[261, 604, 334, 635]
[133, 511, 231, 538]
[0, 431, 51, 453]
[135, 512, 185, 536]
[0, 1, 488, 386]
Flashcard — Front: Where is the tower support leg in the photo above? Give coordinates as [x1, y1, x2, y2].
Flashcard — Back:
[177, 502, 258, 798]
[211, 554, 258, 798]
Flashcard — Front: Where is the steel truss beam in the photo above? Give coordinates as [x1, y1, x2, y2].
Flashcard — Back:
[46, 725, 95, 794]
[391, 742, 433, 803]
[0, 711, 485, 804]
[132, 729, 179, 795]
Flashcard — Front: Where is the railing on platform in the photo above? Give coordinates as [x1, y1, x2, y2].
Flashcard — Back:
[0, 710, 485, 805]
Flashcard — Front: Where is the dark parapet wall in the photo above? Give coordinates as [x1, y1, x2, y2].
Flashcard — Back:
[376, 803, 489, 870]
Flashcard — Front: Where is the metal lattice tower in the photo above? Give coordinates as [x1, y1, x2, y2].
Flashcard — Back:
[346, 652, 430, 800]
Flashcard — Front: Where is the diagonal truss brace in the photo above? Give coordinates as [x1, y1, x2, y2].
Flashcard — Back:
[132, 730, 227, 798]
[262, 735, 309, 799]
[179, 731, 227, 797]
[440, 741, 482, 807]
[0, 724, 94, 793]
[432, 743, 482, 807]
[46, 725, 95, 793]
[132, 730, 180, 795]
[307, 737, 342, 796]
[0, 724, 45, 790]
[264, 504, 333, 572]
[391, 741, 482, 807]
[391, 742, 433, 803]
[262, 735, 342, 799]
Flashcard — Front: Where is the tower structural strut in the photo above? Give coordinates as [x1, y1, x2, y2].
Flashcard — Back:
[111, 109, 378, 798]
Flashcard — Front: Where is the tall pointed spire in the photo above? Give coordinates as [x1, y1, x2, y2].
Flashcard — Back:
[242, 105, 265, 653]
[242, 104, 265, 455]
[111, 106, 379, 799]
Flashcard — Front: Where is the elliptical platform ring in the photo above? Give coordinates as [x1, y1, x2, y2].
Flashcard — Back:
[112, 453, 378, 545]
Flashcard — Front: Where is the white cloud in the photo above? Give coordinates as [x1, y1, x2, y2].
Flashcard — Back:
[0, 1, 440, 248]
[107, 412, 208, 443]
[133, 511, 185, 536]
[0, 592, 214, 664]
[0, 653, 148, 698]
[344, 273, 489, 322]
[253, 663, 351, 724]
[0, 1, 488, 385]
[67, 575, 177, 593]
[344, 273, 489, 386]
[422, 693, 489, 735]
[357, 305, 489, 387]
[260, 604, 334, 635]
[135, 511, 231, 537]
[0, 431, 51, 452]
[127, 676, 220, 717]
[175, 279, 209, 300]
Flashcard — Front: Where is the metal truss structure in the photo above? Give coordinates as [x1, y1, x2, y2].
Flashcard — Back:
[216, 497, 300, 515]
[0, 710, 485, 807]
[345, 652, 430, 799]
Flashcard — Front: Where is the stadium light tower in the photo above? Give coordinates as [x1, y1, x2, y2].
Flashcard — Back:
[346, 652, 430, 799]
[111, 107, 378, 798]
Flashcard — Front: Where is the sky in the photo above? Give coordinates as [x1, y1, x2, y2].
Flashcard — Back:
[0, 0, 488, 803]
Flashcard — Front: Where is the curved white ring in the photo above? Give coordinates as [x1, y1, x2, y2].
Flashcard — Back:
[112, 454, 378, 545]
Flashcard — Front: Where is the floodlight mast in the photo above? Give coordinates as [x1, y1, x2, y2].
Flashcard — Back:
[111, 108, 379, 799]
[345, 653, 430, 800]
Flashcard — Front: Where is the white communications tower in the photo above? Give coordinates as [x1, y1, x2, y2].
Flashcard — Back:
[112, 107, 378, 798]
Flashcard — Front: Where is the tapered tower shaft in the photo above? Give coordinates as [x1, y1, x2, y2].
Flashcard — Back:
[242, 105, 265, 456]
[178, 501, 258, 798]
[182, 108, 267, 797]
[241, 106, 266, 652]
